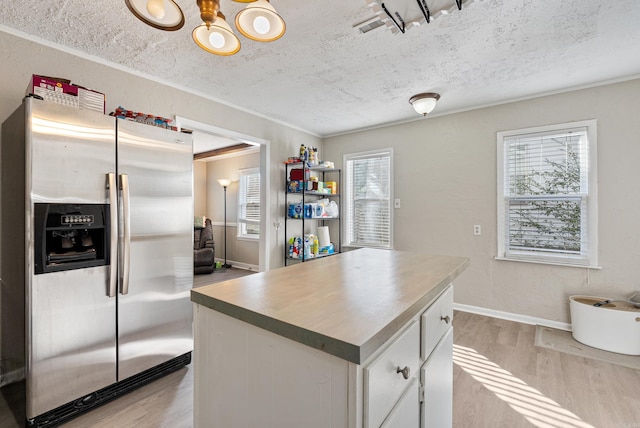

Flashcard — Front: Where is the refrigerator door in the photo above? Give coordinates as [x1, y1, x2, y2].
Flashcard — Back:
[27, 100, 117, 418]
[29, 99, 116, 204]
[116, 119, 193, 380]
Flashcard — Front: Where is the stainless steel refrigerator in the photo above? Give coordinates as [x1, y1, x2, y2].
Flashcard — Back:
[0, 97, 193, 427]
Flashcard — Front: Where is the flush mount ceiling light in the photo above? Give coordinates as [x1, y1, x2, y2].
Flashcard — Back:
[409, 92, 440, 116]
[126, 0, 285, 56]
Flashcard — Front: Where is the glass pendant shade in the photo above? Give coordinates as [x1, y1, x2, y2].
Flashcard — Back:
[409, 93, 441, 116]
[235, 0, 286, 42]
[193, 12, 241, 56]
[125, 0, 185, 31]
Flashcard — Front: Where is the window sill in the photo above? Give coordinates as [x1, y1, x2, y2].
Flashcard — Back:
[494, 256, 601, 270]
[343, 244, 393, 250]
[237, 235, 260, 242]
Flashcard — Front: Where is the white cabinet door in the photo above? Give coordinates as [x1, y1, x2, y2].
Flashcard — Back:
[381, 378, 420, 428]
[421, 327, 453, 428]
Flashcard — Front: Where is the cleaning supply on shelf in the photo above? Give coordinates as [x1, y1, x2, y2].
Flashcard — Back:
[317, 226, 330, 248]
[304, 235, 312, 259]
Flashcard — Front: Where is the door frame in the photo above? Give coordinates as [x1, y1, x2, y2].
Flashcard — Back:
[174, 116, 270, 273]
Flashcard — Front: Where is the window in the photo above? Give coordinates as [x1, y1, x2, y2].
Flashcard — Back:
[237, 167, 260, 239]
[497, 120, 598, 267]
[344, 149, 393, 249]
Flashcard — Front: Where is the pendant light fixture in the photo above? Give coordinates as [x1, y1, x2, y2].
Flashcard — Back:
[192, 2, 241, 56]
[125, 0, 286, 56]
[125, 0, 185, 31]
[409, 93, 441, 116]
[234, 0, 286, 42]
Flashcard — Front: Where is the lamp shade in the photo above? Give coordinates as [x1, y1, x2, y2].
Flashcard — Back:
[193, 12, 241, 56]
[235, 0, 286, 42]
[125, 0, 185, 31]
[409, 93, 441, 116]
[217, 178, 232, 187]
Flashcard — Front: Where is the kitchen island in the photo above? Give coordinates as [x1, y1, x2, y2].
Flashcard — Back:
[191, 248, 469, 428]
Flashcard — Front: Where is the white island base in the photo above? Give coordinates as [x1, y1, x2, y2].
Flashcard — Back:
[192, 249, 468, 428]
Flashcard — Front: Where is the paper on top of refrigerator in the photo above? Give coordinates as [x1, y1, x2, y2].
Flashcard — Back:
[26, 75, 106, 113]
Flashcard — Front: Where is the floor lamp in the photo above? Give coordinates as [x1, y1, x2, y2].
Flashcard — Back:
[217, 178, 232, 269]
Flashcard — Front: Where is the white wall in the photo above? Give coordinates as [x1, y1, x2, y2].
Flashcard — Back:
[194, 161, 208, 217]
[323, 78, 640, 324]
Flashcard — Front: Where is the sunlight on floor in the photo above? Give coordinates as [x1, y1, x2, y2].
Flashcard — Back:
[453, 344, 594, 428]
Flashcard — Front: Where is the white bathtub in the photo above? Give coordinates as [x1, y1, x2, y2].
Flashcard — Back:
[569, 295, 640, 356]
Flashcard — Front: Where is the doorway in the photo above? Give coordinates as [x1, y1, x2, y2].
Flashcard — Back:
[175, 116, 270, 273]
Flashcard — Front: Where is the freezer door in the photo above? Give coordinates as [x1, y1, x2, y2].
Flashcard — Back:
[26, 100, 117, 418]
[29, 99, 116, 203]
[116, 119, 193, 380]
[28, 268, 117, 418]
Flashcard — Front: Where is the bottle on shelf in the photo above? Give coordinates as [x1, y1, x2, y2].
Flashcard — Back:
[284, 159, 342, 265]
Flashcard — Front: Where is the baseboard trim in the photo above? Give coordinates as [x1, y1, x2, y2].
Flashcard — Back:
[214, 259, 259, 272]
[453, 303, 572, 331]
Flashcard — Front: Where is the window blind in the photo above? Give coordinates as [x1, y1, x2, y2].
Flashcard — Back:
[345, 152, 391, 248]
[504, 127, 589, 259]
[239, 171, 260, 237]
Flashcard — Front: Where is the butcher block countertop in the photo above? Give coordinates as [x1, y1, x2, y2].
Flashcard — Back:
[191, 248, 469, 364]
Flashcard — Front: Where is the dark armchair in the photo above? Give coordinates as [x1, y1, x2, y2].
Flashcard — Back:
[194, 218, 215, 274]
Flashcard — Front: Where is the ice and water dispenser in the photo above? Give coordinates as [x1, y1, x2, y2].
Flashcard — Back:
[34, 203, 110, 274]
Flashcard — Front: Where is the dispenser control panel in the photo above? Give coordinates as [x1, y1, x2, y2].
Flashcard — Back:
[61, 214, 94, 226]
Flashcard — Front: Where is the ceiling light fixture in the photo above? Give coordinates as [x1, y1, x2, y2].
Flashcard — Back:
[125, 0, 285, 56]
[235, 0, 286, 42]
[125, 0, 185, 31]
[409, 92, 440, 116]
[193, 10, 241, 55]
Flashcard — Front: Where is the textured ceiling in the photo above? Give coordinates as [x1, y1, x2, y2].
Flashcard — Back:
[1, 0, 640, 137]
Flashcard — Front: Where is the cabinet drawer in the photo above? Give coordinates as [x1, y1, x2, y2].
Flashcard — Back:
[420, 285, 453, 360]
[364, 320, 420, 428]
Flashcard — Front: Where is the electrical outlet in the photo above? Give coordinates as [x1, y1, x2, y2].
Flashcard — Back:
[394, 199, 401, 209]
[473, 225, 481, 236]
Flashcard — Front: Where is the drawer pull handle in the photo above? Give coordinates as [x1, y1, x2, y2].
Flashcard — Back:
[441, 315, 451, 324]
[396, 366, 410, 380]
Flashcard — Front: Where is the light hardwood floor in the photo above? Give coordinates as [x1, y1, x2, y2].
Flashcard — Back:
[2, 310, 639, 427]
[453, 311, 640, 428]
[193, 266, 257, 288]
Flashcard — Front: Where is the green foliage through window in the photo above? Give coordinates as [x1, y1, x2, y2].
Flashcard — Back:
[505, 130, 587, 256]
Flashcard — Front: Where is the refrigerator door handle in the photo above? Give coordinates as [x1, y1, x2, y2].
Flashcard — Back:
[107, 173, 118, 298]
[120, 173, 131, 295]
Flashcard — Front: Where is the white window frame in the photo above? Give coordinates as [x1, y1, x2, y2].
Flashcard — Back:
[343, 148, 394, 249]
[496, 120, 598, 268]
[237, 167, 260, 240]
